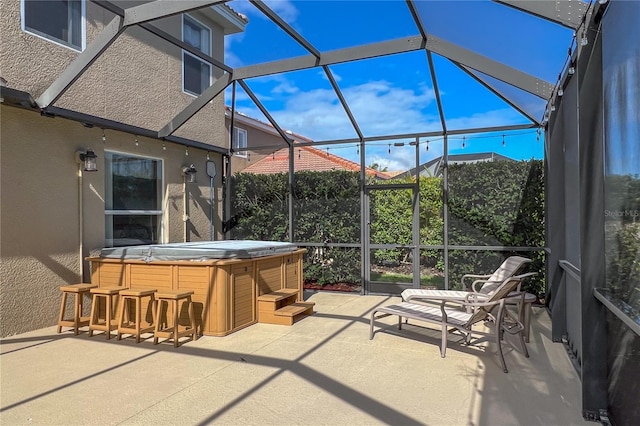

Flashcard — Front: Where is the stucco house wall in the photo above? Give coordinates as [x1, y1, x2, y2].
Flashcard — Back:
[0, 1, 240, 337]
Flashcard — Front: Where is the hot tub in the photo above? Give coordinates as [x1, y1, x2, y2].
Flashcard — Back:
[86, 240, 307, 336]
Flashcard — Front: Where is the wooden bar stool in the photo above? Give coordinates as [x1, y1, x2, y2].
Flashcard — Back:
[57, 283, 98, 335]
[117, 288, 157, 343]
[153, 290, 197, 348]
[88, 287, 122, 339]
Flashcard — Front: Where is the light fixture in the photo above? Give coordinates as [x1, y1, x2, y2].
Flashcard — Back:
[502, 134, 505, 147]
[558, 89, 564, 97]
[568, 66, 575, 75]
[162, 142, 167, 150]
[185, 147, 189, 156]
[580, 30, 589, 46]
[78, 148, 98, 172]
[182, 164, 198, 183]
[134, 136, 139, 146]
[101, 129, 106, 143]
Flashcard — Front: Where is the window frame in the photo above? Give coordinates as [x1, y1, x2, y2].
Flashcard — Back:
[104, 150, 165, 248]
[232, 127, 248, 158]
[21, 0, 86, 52]
[182, 13, 212, 96]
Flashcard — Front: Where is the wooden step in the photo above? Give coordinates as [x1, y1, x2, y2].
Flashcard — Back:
[274, 302, 315, 317]
[256, 288, 299, 302]
[258, 301, 315, 326]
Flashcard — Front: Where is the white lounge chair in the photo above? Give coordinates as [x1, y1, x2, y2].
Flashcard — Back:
[401, 255, 532, 302]
[401, 256, 535, 341]
[370, 272, 535, 373]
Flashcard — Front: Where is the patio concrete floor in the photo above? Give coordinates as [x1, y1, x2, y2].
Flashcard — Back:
[1, 292, 589, 426]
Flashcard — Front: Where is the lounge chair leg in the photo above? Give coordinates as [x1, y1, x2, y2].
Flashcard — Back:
[369, 311, 376, 340]
[398, 316, 402, 330]
[496, 305, 508, 373]
[441, 326, 447, 358]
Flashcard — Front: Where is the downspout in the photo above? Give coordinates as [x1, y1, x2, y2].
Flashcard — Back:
[183, 175, 188, 242]
[78, 165, 84, 281]
[209, 175, 214, 240]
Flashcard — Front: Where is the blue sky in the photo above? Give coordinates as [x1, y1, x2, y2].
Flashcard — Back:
[223, 0, 574, 171]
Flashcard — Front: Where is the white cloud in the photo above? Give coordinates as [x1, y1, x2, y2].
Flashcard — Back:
[320, 69, 342, 83]
[444, 108, 528, 130]
[246, 78, 440, 141]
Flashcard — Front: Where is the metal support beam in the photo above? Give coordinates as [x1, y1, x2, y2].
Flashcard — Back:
[493, 0, 588, 30]
[249, 0, 321, 59]
[405, 0, 427, 40]
[238, 80, 293, 146]
[36, 15, 124, 108]
[233, 36, 425, 80]
[93, 1, 231, 72]
[122, 0, 226, 26]
[460, 65, 540, 125]
[322, 65, 364, 141]
[426, 35, 554, 99]
[140, 23, 232, 73]
[321, 36, 425, 67]
[426, 51, 447, 133]
[292, 122, 536, 147]
[158, 73, 231, 137]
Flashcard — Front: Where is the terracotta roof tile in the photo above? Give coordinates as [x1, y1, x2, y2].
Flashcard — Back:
[241, 145, 389, 179]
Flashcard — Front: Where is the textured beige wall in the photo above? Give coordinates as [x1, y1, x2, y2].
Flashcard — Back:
[0, 106, 223, 337]
[0, 1, 231, 336]
[0, 1, 226, 148]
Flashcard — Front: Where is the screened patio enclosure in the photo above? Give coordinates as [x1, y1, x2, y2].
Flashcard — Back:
[18, 1, 639, 424]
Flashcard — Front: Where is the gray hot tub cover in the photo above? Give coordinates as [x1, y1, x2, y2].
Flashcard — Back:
[99, 240, 299, 262]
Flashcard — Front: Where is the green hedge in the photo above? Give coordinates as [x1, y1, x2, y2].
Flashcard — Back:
[229, 160, 545, 297]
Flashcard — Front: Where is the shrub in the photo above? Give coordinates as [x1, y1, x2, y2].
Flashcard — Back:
[230, 159, 545, 296]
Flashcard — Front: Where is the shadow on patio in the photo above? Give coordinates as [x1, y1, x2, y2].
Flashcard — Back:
[0, 292, 587, 425]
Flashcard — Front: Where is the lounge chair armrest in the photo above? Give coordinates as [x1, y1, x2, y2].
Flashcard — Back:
[464, 292, 489, 303]
[461, 274, 492, 289]
[471, 279, 501, 293]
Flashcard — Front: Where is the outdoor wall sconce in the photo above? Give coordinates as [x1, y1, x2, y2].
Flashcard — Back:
[182, 164, 198, 183]
[77, 148, 98, 172]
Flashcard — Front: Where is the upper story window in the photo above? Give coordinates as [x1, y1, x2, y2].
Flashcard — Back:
[104, 152, 164, 247]
[233, 127, 248, 158]
[22, 0, 84, 51]
[182, 14, 212, 96]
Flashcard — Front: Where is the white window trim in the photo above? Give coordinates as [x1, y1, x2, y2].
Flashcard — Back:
[104, 150, 165, 246]
[232, 127, 248, 158]
[181, 13, 213, 97]
[21, 0, 86, 52]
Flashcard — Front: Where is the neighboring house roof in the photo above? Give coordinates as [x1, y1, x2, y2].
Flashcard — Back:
[241, 145, 391, 179]
[396, 152, 515, 178]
